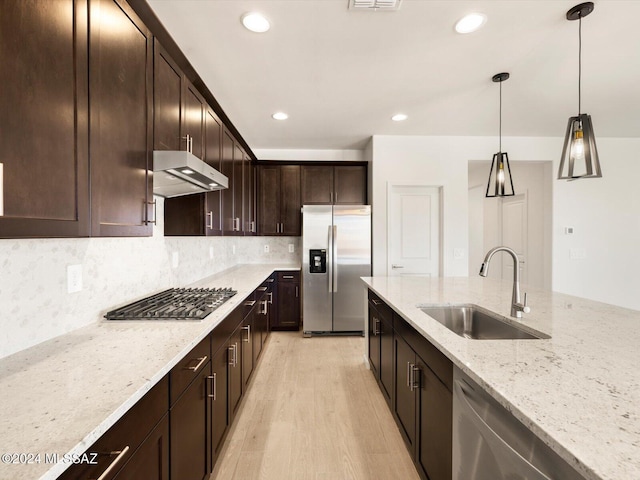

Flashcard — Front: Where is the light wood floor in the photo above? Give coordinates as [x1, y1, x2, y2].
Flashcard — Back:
[210, 331, 420, 480]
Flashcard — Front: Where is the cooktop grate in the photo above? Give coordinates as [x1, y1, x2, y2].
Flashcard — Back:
[105, 287, 237, 320]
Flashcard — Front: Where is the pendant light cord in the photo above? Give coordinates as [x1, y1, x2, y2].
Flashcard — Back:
[578, 15, 582, 115]
[499, 79, 502, 152]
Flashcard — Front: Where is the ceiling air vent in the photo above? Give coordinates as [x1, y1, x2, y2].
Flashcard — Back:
[348, 0, 402, 11]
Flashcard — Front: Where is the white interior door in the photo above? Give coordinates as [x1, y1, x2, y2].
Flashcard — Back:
[501, 194, 528, 284]
[387, 185, 440, 276]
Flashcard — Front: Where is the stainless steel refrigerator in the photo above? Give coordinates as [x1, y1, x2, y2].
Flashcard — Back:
[302, 205, 371, 335]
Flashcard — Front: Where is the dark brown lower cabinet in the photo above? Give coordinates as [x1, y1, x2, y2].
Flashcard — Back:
[210, 345, 229, 467]
[58, 376, 169, 480]
[417, 363, 453, 480]
[272, 271, 301, 330]
[112, 415, 169, 480]
[241, 312, 254, 389]
[369, 290, 452, 480]
[228, 326, 243, 422]
[170, 361, 210, 480]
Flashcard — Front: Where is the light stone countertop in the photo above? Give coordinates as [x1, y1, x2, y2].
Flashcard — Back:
[0, 263, 299, 480]
[361, 275, 640, 480]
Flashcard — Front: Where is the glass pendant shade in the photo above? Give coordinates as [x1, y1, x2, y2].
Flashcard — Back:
[559, 2, 601, 181]
[486, 152, 515, 197]
[485, 72, 515, 198]
[558, 113, 601, 179]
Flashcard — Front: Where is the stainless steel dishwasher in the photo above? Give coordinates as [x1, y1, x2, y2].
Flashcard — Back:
[453, 368, 585, 480]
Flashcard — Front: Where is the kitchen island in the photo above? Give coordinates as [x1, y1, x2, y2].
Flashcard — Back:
[361, 275, 640, 480]
[0, 263, 298, 480]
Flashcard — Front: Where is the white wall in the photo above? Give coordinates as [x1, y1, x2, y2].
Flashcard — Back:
[0, 197, 300, 359]
[468, 161, 552, 289]
[370, 135, 640, 311]
[254, 148, 364, 162]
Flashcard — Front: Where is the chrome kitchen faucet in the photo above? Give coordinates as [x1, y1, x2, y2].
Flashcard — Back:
[479, 246, 530, 318]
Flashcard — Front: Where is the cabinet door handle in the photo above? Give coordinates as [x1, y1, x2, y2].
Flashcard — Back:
[242, 325, 251, 343]
[295, 286, 299, 298]
[206, 211, 213, 229]
[251, 221, 256, 233]
[186, 356, 208, 372]
[330, 191, 333, 203]
[410, 365, 420, 392]
[267, 292, 273, 304]
[407, 362, 411, 388]
[93, 446, 130, 480]
[207, 374, 215, 399]
[144, 200, 157, 225]
[228, 345, 237, 367]
[372, 316, 379, 335]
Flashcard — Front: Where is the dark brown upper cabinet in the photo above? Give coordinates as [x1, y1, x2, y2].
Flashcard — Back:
[220, 128, 252, 236]
[301, 165, 367, 205]
[243, 153, 256, 236]
[257, 165, 301, 236]
[89, 0, 153, 236]
[0, 0, 90, 238]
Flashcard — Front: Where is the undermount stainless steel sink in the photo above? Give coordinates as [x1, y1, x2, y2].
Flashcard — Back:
[419, 304, 550, 340]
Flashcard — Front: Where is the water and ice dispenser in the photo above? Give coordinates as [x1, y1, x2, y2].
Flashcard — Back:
[309, 249, 327, 273]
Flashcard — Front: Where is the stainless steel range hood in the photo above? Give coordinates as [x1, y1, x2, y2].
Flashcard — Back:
[153, 150, 228, 198]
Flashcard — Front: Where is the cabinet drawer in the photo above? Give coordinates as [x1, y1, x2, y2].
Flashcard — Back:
[277, 271, 299, 283]
[368, 291, 392, 324]
[59, 376, 168, 480]
[394, 315, 453, 392]
[170, 336, 211, 405]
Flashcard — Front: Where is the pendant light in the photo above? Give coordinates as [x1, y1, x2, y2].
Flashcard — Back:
[558, 2, 602, 180]
[485, 72, 515, 198]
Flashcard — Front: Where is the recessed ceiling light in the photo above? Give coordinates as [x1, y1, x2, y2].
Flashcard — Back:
[241, 12, 270, 33]
[209, 183, 218, 187]
[272, 112, 288, 120]
[391, 113, 408, 121]
[181, 169, 194, 175]
[455, 13, 487, 34]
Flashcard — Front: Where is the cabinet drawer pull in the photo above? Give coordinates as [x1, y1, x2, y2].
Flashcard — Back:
[257, 286, 267, 292]
[282, 275, 294, 279]
[93, 446, 130, 480]
[371, 299, 383, 306]
[186, 356, 208, 372]
[242, 325, 251, 343]
[267, 278, 275, 283]
[244, 300, 256, 307]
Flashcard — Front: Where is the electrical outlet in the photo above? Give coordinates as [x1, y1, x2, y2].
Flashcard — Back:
[209, 246, 214, 259]
[172, 251, 179, 268]
[232, 245, 236, 255]
[263, 244, 270, 253]
[67, 264, 83, 293]
[288, 243, 295, 253]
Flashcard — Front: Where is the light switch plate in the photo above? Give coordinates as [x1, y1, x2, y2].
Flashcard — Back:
[172, 251, 179, 268]
[288, 244, 295, 253]
[209, 246, 214, 259]
[570, 248, 586, 260]
[67, 264, 83, 293]
[232, 245, 236, 255]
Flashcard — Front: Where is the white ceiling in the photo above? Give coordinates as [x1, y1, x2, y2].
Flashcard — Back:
[147, 0, 640, 151]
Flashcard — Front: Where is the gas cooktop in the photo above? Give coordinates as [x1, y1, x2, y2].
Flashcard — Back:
[105, 287, 237, 320]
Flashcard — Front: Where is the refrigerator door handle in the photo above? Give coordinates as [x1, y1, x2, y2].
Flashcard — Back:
[328, 225, 333, 293]
[333, 225, 338, 292]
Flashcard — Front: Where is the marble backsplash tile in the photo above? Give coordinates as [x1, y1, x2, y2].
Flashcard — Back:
[0, 197, 300, 359]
